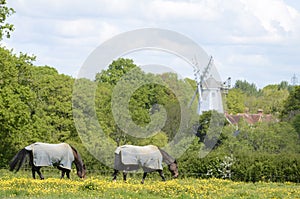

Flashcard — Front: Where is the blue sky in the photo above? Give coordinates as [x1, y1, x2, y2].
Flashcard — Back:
[3, 0, 300, 88]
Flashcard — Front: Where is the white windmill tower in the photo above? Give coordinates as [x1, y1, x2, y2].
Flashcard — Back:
[189, 56, 226, 114]
[189, 56, 213, 114]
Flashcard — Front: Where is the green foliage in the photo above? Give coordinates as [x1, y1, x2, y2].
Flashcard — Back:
[136, 131, 168, 147]
[278, 80, 294, 92]
[1, 47, 299, 182]
[179, 110, 300, 182]
[231, 153, 300, 182]
[0, 0, 15, 40]
[225, 89, 246, 113]
[94, 58, 194, 146]
[180, 148, 300, 182]
[221, 121, 299, 154]
[0, 47, 77, 167]
[183, 80, 300, 183]
[195, 110, 225, 151]
[254, 85, 288, 114]
[281, 86, 300, 120]
[226, 81, 290, 115]
[234, 80, 258, 96]
[0, 48, 37, 164]
[96, 58, 137, 85]
[292, 114, 300, 139]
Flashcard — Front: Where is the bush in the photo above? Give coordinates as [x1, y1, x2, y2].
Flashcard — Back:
[179, 150, 300, 183]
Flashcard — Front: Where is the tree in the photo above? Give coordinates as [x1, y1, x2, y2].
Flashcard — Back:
[278, 81, 289, 90]
[0, 0, 15, 40]
[254, 85, 289, 115]
[0, 48, 37, 165]
[292, 114, 300, 139]
[225, 89, 246, 114]
[228, 82, 289, 115]
[94, 58, 196, 146]
[281, 86, 300, 120]
[96, 58, 137, 85]
[234, 80, 258, 96]
[137, 131, 168, 147]
[29, 66, 75, 142]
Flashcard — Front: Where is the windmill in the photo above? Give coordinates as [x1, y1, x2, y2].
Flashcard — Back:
[189, 56, 213, 114]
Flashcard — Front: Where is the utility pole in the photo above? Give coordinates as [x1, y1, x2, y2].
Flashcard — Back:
[291, 74, 298, 86]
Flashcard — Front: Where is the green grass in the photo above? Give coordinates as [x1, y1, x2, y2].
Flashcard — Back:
[1, 169, 299, 198]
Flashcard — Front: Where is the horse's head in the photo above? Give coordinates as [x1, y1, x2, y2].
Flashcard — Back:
[77, 163, 86, 179]
[70, 145, 87, 179]
[168, 159, 178, 178]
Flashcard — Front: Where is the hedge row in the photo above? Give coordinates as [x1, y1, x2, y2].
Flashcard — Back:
[178, 152, 300, 183]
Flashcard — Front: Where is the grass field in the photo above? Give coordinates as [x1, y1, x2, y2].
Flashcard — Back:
[0, 170, 299, 198]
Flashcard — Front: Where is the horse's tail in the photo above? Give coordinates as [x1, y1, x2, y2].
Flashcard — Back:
[9, 148, 29, 172]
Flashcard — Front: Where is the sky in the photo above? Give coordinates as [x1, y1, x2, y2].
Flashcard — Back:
[3, 0, 300, 88]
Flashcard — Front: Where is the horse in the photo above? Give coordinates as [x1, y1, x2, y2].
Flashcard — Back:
[9, 142, 86, 179]
[112, 145, 178, 184]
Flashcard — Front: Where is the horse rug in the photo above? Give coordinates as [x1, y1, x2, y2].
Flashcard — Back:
[114, 145, 163, 171]
[25, 142, 74, 170]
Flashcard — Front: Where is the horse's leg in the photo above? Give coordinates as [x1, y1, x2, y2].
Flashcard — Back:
[112, 169, 119, 181]
[31, 166, 36, 179]
[158, 170, 166, 181]
[141, 172, 147, 184]
[36, 167, 44, 180]
[60, 169, 66, 179]
[30, 153, 36, 179]
[123, 171, 128, 182]
[66, 170, 70, 179]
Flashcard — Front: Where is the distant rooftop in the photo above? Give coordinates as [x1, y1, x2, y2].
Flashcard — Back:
[225, 110, 275, 125]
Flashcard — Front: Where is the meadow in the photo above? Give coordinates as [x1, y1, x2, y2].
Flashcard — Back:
[0, 170, 299, 199]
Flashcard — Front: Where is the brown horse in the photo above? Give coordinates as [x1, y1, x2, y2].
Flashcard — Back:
[112, 145, 178, 184]
[9, 142, 86, 179]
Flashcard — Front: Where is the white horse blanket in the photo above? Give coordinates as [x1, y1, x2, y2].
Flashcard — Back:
[25, 142, 74, 170]
[114, 145, 163, 171]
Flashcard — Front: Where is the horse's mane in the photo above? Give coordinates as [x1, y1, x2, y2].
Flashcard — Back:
[158, 148, 176, 165]
[70, 145, 85, 171]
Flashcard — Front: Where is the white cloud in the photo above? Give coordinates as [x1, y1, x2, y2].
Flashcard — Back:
[145, 0, 220, 21]
[241, 0, 299, 33]
[53, 19, 121, 44]
[10, 0, 134, 18]
[237, 0, 300, 44]
[4, 0, 300, 87]
[228, 54, 270, 67]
